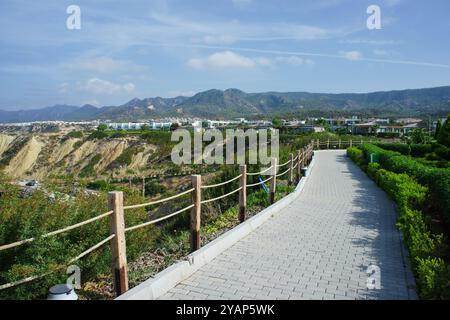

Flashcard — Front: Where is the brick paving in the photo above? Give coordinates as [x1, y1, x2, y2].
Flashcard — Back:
[160, 150, 416, 300]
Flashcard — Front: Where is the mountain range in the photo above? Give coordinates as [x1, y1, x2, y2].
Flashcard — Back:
[1, 86, 450, 123]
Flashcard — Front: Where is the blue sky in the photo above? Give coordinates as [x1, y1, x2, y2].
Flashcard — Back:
[0, 0, 449, 110]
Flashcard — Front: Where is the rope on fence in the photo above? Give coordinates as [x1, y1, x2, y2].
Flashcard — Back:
[246, 165, 274, 176]
[276, 159, 291, 168]
[123, 188, 194, 210]
[201, 174, 242, 189]
[0, 234, 116, 291]
[276, 168, 290, 178]
[246, 176, 273, 188]
[201, 187, 243, 204]
[292, 162, 299, 170]
[125, 204, 194, 232]
[0, 210, 114, 252]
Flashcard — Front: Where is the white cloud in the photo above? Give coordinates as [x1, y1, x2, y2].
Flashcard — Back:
[78, 78, 136, 95]
[340, 50, 362, 61]
[123, 82, 136, 93]
[187, 51, 267, 69]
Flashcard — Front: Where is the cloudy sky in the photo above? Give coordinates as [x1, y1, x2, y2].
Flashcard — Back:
[0, 0, 449, 110]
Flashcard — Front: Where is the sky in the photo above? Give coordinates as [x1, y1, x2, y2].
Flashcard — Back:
[0, 0, 449, 110]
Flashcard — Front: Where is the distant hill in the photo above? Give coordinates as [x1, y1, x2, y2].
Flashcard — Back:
[1, 86, 449, 122]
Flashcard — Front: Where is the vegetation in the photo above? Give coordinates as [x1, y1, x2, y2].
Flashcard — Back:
[347, 145, 450, 299]
[0, 175, 154, 300]
[66, 131, 83, 139]
[437, 115, 450, 147]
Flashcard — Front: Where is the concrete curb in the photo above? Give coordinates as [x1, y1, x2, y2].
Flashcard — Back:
[117, 156, 316, 300]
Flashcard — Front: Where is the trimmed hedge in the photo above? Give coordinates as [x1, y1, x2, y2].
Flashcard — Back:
[375, 143, 433, 157]
[359, 144, 450, 232]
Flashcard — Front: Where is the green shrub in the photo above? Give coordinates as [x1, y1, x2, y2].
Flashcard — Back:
[66, 131, 83, 139]
[87, 130, 109, 140]
[79, 154, 102, 178]
[359, 144, 450, 231]
[0, 181, 154, 300]
[367, 163, 380, 181]
[415, 257, 450, 300]
[346, 147, 364, 166]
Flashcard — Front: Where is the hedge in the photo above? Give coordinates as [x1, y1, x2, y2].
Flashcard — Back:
[359, 144, 450, 232]
[375, 143, 433, 157]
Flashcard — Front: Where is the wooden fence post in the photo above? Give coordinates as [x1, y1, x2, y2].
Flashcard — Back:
[296, 149, 302, 183]
[327, 138, 330, 149]
[269, 157, 277, 204]
[108, 191, 129, 296]
[190, 175, 201, 252]
[288, 153, 294, 186]
[142, 177, 145, 198]
[239, 165, 247, 223]
[316, 139, 320, 150]
[338, 139, 341, 149]
[350, 139, 352, 148]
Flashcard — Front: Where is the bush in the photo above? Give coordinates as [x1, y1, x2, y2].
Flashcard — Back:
[375, 143, 433, 157]
[415, 257, 450, 300]
[87, 130, 109, 140]
[359, 144, 450, 231]
[0, 182, 155, 299]
[346, 147, 364, 166]
[66, 131, 83, 139]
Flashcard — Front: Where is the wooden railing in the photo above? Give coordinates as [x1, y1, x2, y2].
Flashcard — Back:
[0, 142, 315, 297]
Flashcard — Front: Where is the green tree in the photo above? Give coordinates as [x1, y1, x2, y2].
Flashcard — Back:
[437, 115, 450, 147]
[97, 123, 108, 131]
[272, 117, 282, 129]
[141, 124, 150, 131]
[411, 128, 426, 144]
[435, 119, 442, 139]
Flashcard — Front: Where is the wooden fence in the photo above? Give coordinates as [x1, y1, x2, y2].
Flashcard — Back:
[0, 142, 314, 297]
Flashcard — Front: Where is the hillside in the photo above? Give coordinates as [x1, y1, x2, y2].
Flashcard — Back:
[1, 86, 450, 122]
[0, 133, 164, 179]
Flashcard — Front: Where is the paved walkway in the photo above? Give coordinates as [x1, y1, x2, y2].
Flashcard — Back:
[161, 150, 416, 300]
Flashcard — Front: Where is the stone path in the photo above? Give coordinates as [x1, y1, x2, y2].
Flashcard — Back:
[160, 150, 417, 300]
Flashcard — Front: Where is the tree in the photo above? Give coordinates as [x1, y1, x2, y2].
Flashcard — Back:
[141, 124, 150, 131]
[272, 118, 282, 129]
[435, 119, 442, 139]
[437, 115, 450, 147]
[97, 123, 108, 131]
[410, 128, 426, 144]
